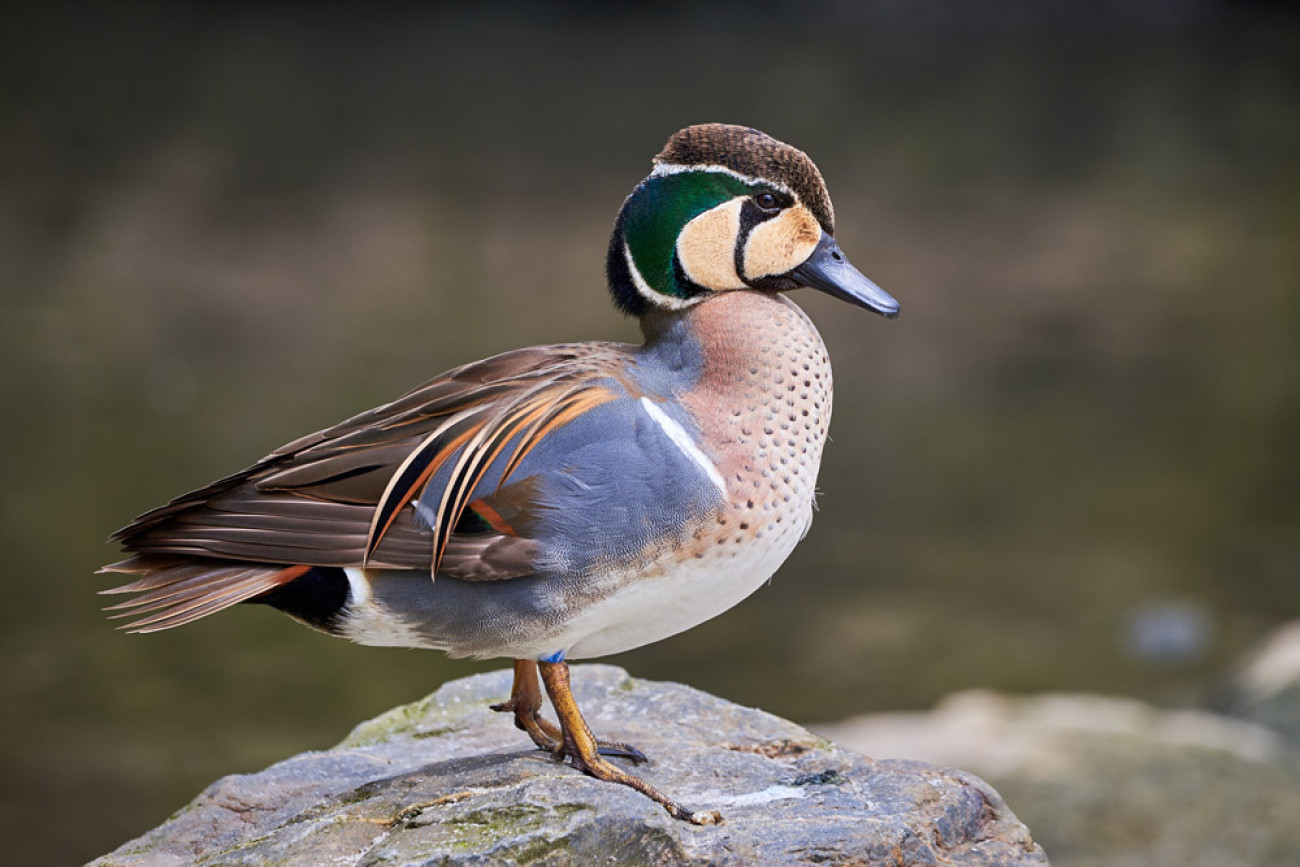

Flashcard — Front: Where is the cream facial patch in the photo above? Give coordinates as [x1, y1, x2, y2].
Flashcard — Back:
[741, 206, 821, 281]
[675, 198, 747, 291]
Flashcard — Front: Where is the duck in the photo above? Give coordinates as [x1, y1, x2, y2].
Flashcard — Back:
[101, 123, 899, 824]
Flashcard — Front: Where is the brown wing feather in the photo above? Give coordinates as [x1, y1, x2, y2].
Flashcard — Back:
[105, 342, 634, 622]
[438, 535, 542, 581]
[100, 558, 311, 633]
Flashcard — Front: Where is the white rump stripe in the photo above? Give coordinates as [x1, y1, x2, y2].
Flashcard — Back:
[639, 397, 728, 497]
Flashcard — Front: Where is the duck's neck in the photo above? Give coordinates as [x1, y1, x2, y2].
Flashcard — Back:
[640, 291, 828, 391]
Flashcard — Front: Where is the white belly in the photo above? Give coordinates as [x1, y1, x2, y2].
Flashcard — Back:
[556, 506, 814, 659]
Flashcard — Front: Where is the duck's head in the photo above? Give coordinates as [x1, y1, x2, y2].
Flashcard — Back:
[607, 123, 899, 320]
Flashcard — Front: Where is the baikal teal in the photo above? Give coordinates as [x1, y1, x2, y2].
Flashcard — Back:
[100, 122, 900, 824]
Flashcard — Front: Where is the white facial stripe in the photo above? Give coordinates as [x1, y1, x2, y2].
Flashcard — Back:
[650, 162, 794, 198]
[622, 240, 695, 310]
[676, 198, 747, 290]
[639, 397, 728, 498]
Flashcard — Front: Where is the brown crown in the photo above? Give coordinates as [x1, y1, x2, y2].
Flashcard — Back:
[654, 123, 835, 234]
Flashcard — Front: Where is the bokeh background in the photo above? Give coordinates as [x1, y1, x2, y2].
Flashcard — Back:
[3, 2, 1298, 864]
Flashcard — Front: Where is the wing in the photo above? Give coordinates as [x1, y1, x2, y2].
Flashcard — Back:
[103, 342, 632, 630]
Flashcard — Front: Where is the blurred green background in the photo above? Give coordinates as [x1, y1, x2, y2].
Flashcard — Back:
[3, 2, 1298, 864]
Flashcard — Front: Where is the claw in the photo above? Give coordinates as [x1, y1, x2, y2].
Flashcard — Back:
[492, 660, 649, 763]
[537, 660, 721, 824]
[596, 741, 647, 763]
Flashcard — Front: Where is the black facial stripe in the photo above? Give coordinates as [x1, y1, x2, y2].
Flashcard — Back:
[606, 208, 649, 317]
[735, 198, 783, 283]
[672, 251, 710, 299]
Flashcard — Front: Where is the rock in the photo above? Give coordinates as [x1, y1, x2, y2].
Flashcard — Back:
[93, 665, 1045, 866]
[816, 691, 1300, 867]
[1215, 620, 1300, 747]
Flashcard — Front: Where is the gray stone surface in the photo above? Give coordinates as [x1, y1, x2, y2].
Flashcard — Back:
[1215, 620, 1300, 747]
[817, 691, 1300, 867]
[94, 665, 1046, 866]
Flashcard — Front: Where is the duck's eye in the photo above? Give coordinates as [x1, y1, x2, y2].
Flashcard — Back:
[754, 192, 780, 211]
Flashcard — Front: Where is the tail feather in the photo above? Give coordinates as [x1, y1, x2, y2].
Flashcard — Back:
[99, 558, 310, 633]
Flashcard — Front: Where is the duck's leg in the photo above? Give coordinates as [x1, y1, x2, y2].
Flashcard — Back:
[490, 659, 562, 751]
[537, 659, 722, 825]
[491, 659, 648, 761]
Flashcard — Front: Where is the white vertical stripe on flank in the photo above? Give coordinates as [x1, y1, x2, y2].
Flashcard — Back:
[639, 397, 728, 497]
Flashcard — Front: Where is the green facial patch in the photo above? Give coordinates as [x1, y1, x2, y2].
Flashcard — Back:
[621, 171, 755, 300]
